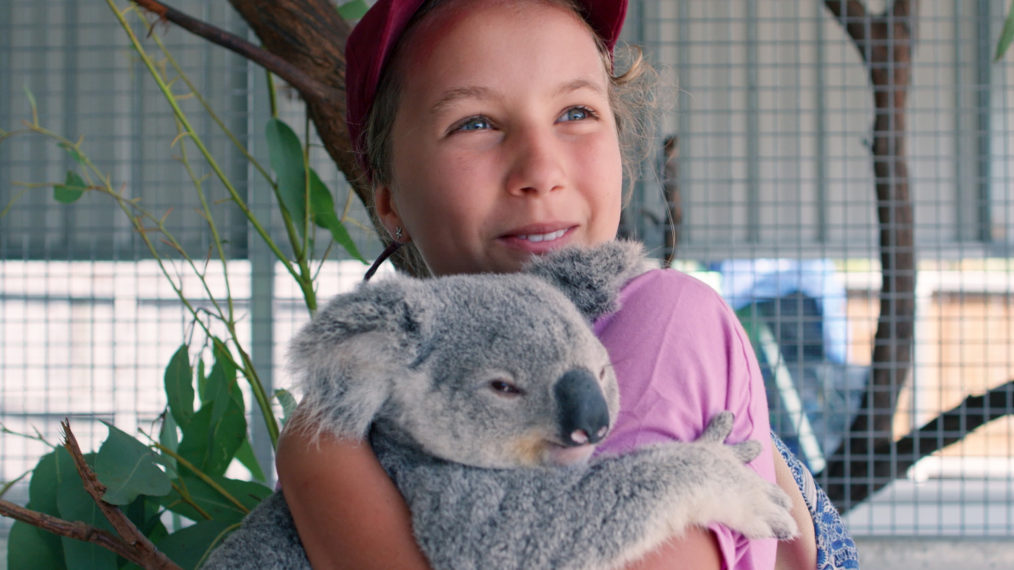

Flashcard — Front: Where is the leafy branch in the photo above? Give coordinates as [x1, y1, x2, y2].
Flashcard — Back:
[1, 3, 368, 567]
[0, 421, 181, 570]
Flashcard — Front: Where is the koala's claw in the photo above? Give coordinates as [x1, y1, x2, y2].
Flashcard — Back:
[698, 411, 735, 442]
[697, 412, 762, 463]
[729, 439, 762, 463]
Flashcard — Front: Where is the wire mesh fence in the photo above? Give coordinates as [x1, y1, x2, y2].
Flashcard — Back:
[1, 0, 1013, 555]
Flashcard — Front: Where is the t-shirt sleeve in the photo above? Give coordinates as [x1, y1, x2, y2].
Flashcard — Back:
[592, 269, 777, 570]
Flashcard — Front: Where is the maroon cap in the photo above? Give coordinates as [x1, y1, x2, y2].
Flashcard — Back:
[345, 0, 628, 173]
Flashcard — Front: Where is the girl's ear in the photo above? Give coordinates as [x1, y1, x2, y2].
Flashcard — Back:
[374, 184, 409, 242]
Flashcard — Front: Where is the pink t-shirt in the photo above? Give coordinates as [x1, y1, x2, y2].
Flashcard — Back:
[592, 269, 777, 570]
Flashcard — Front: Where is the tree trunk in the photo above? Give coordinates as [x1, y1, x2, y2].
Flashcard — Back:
[819, 0, 919, 510]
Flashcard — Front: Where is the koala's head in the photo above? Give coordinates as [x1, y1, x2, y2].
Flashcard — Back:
[288, 241, 651, 469]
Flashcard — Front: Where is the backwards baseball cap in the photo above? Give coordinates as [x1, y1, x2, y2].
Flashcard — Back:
[344, 0, 629, 173]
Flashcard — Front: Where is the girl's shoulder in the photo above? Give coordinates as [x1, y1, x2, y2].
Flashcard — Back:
[594, 267, 746, 354]
[614, 267, 732, 318]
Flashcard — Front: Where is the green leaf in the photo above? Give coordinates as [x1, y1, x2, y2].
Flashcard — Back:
[7, 520, 65, 570]
[336, 0, 369, 21]
[308, 168, 366, 262]
[17, 448, 74, 564]
[265, 118, 308, 237]
[27, 449, 69, 516]
[23, 84, 37, 119]
[233, 438, 267, 483]
[124, 494, 168, 542]
[159, 411, 180, 473]
[165, 344, 195, 428]
[196, 357, 208, 403]
[275, 388, 298, 427]
[58, 141, 88, 166]
[54, 170, 87, 203]
[157, 520, 236, 570]
[93, 422, 172, 505]
[160, 475, 272, 525]
[996, 1, 1014, 62]
[177, 405, 246, 478]
[206, 341, 243, 422]
[56, 454, 118, 569]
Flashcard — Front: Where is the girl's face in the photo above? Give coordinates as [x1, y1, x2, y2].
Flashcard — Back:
[374, 0, 623, 276]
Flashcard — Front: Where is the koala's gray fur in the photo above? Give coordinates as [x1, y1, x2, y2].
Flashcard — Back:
[202, 241, 797, 570]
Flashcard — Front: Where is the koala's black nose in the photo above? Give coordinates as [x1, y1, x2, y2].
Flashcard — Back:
[554, 369, 610, 446]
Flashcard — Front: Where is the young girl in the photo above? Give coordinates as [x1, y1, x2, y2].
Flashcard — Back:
[277, 0, 850, 568]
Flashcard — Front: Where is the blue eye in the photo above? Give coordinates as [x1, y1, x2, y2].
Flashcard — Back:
[559, 106, 595, 122]
[454, 116, 492, 132]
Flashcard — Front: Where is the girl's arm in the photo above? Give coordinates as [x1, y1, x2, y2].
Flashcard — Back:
[275, 417, 431, 570]
[278, 418, 721, 570]
[624, 530, 722, 569]
[773, 447, 819, 570]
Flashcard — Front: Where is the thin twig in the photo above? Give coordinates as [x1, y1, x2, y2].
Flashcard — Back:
[132, 0, 333, 104]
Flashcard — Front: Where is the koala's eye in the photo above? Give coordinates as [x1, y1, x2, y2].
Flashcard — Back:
[489, 379, 524, 397]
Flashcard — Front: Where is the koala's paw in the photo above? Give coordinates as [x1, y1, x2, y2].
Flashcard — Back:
[686, 412, 799, 540]
[729, 473, 799, 540]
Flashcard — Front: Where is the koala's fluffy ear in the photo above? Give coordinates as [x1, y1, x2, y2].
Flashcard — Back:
[523, 240, 654, 321]
[287, 279, 426, 441]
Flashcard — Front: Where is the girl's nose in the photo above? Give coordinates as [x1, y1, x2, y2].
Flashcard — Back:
[505, 126, 566, 196]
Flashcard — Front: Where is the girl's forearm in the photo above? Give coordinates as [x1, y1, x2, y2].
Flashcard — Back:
[622, 528, 722, 570]
[276, 425, 431, 570]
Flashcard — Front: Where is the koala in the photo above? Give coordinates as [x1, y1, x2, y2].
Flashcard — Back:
[202, 241, 797, 570]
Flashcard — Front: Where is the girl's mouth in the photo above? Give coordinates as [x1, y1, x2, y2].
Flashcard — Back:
[498, 224, 576, 255]
[515, 229, 568, 243]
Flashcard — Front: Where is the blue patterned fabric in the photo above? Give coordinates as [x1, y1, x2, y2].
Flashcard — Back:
[772, 433, 861, 569]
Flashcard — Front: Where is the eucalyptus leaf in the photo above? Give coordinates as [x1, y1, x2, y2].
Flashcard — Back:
[177, 404, 246, 478]
[164, 344, 195, 428]
[997, 1, 1014, 61]
[160, 474, 272, 525]
[336, 0, 369, 21]
[27, 448, 72, 516]
[18, 448, 73, 563]
[54, 170, 87, 203]
[123, 494, 168, 543]
[275, 388, 298, 426]
[233, 437, 267, 483]
[265, 118, 307, 237]
[7, 521, 65, 570]
[57, 456, 118, 570]
[58, 141, 88, 166]
[157, 520, 236, 570]
[22, 84, 37, 117]
[93, 422, 172, 505]
[206, 340, 243, 425]
[159, 410, 180, 474]
[308, 168, 365, 262]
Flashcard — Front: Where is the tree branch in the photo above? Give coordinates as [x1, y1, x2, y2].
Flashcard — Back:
[822, 381, 1014, 510]
[0, 421, 183, 569]
[132, 0, 335, 105]
[0, 499, 136, 561]
[889, 380, 1014, 468]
